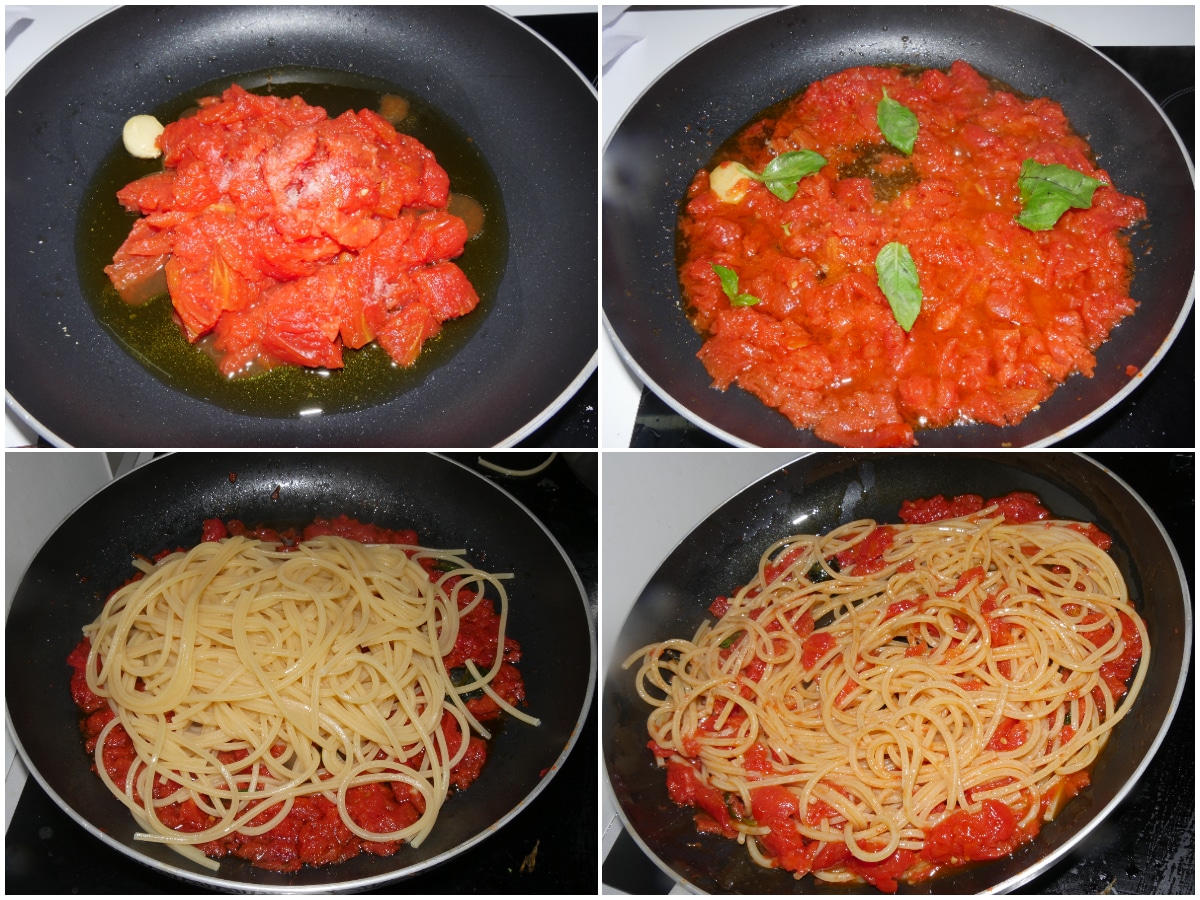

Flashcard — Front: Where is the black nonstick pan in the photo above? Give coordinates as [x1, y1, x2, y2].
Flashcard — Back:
[6, 6, 597, 447]
[7, 452, 596, 891]
[604, 452, 1191, 893]
[603, 6, 1194, 447]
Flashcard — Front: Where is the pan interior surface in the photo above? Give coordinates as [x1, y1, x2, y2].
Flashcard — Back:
[7, 453, 594, 891]
[603, 6, 1193, 447]
[603, 453, 1189, 893]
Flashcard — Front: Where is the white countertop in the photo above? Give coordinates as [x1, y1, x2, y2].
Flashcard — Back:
[600, 4, 1195, 448]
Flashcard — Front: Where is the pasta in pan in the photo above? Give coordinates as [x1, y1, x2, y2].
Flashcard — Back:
[625, 493, 1146, 891]
[69, 517, 537, 872]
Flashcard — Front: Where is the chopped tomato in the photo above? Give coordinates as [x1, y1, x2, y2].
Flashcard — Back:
[666, 762, 736, 837]
[106, 84, 477, 374]
[920, 799, 1023, 865]
[986, 491, 1051, 524]
[985, 717, 1028, 752]
[678, 61, 1144, 446]
[802, 632, 837, 669]
[937, 565, 985, 598]
[847, 847, 918, 893]
[748, 786, 818, 874]
[1067, 521, 1113, 550]
[898, 494, 984, 524]
[835, 526, 894, 574]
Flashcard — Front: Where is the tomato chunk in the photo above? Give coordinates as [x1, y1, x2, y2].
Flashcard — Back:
[106, 84, 478, 374]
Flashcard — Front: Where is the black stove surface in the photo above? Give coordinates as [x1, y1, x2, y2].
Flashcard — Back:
[629, 46, 1195, 449]
[605, 452, 1194, 894]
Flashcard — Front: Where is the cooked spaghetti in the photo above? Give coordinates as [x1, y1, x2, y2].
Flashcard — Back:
[68, 518, 537, 872]
[624, 492, 1147, 891]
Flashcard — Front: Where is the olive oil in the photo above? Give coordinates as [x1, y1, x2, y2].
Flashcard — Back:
[77, 66, 508, 418]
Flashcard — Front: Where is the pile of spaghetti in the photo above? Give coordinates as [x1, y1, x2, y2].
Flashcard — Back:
[67, 516, 535, 873]
[625, 492, 1147, 891]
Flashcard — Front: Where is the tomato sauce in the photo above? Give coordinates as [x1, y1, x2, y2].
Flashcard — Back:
[678, 61, 1146, 447]
[106, 84, 479, 377]
[66, 516, 526, 873]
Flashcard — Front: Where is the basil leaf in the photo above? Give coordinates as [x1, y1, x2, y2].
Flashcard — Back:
[759, 150, 828, 201]
[877, 88, 918, 156]
[806, 557, 841, 584]
[711, 263, 761, 307]
[875, 242, 922, 332]
[714, 151, 827, 204]
[724, 792, 758, 825]
[1015, 159, 1103, 231]
[719, 630, 745, 650]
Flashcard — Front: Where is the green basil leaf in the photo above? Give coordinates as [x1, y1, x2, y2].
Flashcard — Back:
[759, 150, 828, 201]
[875, 242, 922, 332]
[1015, 159, 1103, 231]
[877, 88, 918, 156]
[719, 630, 745, 649]
[806, 557, 841, 584]
[711, 263, 761, 307]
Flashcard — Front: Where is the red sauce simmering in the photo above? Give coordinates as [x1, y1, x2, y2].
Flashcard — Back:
[678, 61, 1146, 447]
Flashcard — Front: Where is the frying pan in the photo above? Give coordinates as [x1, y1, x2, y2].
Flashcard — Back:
[603, 6, 1195, 447]
[603, 453, 1191, 893]
[6, 452, 595, 892]
[6, 6, 597, 447]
